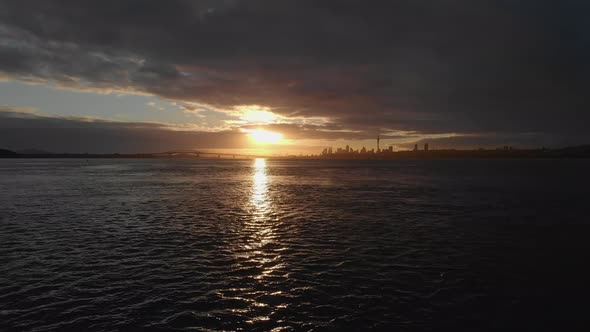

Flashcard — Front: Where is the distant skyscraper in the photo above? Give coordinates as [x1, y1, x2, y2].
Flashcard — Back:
[377, 135, 380, 152]
[346, 145, 350, 153]
[424, 143, 429, 151]
[413, 144, 418, 152]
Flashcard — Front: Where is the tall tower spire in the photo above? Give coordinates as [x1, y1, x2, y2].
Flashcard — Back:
[377, 135, 380, 152]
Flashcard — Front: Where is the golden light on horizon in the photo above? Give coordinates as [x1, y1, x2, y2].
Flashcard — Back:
[244, 129, 284, 144]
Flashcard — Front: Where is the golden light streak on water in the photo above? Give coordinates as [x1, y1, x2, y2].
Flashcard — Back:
[251, 158, 270, 220]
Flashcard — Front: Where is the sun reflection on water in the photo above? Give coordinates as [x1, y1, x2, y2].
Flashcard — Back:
[228, 158, 289, 323]
[251, 158, 270, 221]
[246, 158, 277, 257]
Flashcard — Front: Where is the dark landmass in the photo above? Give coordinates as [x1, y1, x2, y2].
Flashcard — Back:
[0, 149, 252, 159]
[17, 148, 54, 155]
[1, 145, 590, 159]
[0, 149, 19, 157]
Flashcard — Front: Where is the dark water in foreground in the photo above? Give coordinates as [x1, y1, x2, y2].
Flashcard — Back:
[1, 158, 589, 331]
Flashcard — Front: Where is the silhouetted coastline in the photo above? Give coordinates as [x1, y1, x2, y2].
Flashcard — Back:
[2, 145, 590, 159]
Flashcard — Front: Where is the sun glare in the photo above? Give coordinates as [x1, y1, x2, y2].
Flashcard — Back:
[242, 110, 278, 124]
[234, 105, 280, 125]
[245, 129, 284, 144]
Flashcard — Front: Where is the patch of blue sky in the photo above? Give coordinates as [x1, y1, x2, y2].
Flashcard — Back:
[0, 80, 196, 125]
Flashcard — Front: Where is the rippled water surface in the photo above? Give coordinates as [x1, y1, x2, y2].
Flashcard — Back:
[1, 158, 589, 331]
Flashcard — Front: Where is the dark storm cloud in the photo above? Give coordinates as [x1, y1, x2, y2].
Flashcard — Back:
[0, 109, 248, 153]
[1, 0, 589, 145]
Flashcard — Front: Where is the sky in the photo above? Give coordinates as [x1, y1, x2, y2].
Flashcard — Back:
[1, 0, 589, 154]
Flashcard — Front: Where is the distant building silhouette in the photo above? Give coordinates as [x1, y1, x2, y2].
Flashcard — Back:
[314, 144, 589, 159]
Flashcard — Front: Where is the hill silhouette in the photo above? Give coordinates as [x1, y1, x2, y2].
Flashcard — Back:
[17, 148, 53, 155]
[0, 149, 18, 157]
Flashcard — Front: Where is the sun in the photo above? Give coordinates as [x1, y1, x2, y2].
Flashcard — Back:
[245, 129, 284, 144]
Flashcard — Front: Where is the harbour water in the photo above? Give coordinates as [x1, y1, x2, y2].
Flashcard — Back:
[1, 158, 589, 331]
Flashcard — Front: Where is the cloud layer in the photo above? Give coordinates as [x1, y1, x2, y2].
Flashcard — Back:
[1, 0, 589, 148]
[0, 109, 249, 153]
